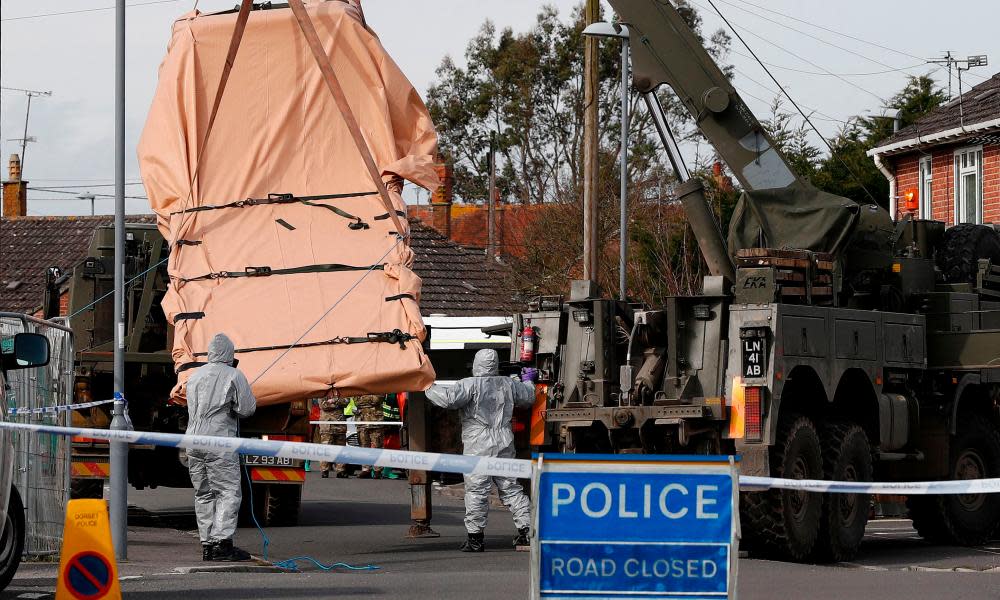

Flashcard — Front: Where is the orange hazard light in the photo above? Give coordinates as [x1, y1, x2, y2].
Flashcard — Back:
[901, 188, 919, 213]
[744, 386, 763, 442]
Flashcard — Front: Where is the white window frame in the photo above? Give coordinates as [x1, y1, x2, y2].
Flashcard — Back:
[954, 145, 983, 224]
[918, 155, 932, 219]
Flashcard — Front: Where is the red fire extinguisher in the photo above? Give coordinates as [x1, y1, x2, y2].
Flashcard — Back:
[520, 322, 536, 362]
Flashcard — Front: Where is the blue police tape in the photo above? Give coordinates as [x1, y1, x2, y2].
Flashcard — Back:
[7, 398, 116, 417]
[0, 420, 998, 494]
[0, 420, 532, 479]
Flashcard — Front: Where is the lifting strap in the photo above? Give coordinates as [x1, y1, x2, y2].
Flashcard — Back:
[176, 329, 418, 371]
[181, 262, 385, 282]
[170, 0, 254, 242]
[169, 191, 377, 230]
[287, 0, 407, 237]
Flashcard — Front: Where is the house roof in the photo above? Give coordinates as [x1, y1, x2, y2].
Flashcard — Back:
[409, 203, 546, 258]
[871, 72, 1000, 155]
[408, 218, 519, 316]
[0, 215, 157, 314]
[0, 214, 516, 317]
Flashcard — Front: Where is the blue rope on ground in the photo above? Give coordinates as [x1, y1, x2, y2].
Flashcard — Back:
[241, 449, 379, 573]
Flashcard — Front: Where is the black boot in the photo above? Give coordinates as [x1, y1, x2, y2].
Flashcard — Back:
[211, 539, 253, 562]
[321, 469, 330, 479]
[202, 542, 214, 561]
[513, 527, 530, 548]
[460, 532, 485, 552]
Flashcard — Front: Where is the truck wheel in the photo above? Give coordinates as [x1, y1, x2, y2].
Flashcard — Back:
[740, 415, 824, 561]
[814, 422, 872, 562]
[0, 486, 25, 591]
[937, 224, 1000, 285]
[263, 485, 301, 527]
[936, 415, 1000, 545]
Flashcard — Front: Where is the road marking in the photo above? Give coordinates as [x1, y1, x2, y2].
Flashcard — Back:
[17, 594, 51, 599]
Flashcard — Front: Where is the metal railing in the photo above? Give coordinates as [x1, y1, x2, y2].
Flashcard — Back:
[1, 313, 74, 557]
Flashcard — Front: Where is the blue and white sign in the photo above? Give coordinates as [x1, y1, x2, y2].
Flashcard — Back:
[531, 454, 739, 600]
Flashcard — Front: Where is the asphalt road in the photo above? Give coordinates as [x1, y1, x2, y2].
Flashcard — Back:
[5, 473, 999, 599]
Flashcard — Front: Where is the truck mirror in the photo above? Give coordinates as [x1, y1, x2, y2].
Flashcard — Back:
[1, 333, 51, 370]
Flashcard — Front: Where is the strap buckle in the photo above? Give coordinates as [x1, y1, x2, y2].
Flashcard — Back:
[368, 328, 412, 349]
[245, 266, 272, 277]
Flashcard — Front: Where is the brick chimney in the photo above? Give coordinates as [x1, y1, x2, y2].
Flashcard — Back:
[2, 154, 28, 218]
[430, 154, 453, 238]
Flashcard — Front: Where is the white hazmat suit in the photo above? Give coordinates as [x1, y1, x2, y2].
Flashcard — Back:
[425, 349, 534, 539]
[185, 333, 256, 546]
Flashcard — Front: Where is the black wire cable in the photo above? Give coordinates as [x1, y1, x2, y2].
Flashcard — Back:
[692, 0, 886, 105]
[727, 0, 989, 82]
[704, 0, 880, 205]
[0, 0, 181, 22]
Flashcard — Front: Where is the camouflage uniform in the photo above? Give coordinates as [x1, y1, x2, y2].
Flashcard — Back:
[354, 395, 384, 476]
[318, 397, 348, 475]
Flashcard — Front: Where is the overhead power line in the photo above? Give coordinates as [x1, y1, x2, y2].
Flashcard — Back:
[0, 0, 181, 22]
[23, 182, 144, 189]
[704, 0, 879, 205]
[691, 0, 886, 105]
[729, 50, 927, 78]
[716, 0, 899, 72]
[726, 0, 988, 82]
[28, 187, 148, 200]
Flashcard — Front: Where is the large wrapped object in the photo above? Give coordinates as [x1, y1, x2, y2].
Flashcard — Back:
[137, 1, 439, 405]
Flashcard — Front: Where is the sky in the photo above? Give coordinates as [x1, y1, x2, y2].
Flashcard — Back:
[1, 0, 998, 216]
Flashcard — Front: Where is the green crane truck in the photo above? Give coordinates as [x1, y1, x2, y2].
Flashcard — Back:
[66, 224, 309, 526]
[510, 0, 1000, 562]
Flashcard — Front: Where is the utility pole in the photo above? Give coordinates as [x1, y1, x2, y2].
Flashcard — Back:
[78, 192, 96, 216]
[1, 87, 52, 175]
[582, 0, 599, 281]
[487, 133, 497, 262]
[110, 0, 130, 562]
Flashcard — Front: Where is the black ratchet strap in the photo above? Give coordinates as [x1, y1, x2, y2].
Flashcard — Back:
[182, 262, 384, 282]
[190, 329, 417, 357]
[170, 191, 378, 230]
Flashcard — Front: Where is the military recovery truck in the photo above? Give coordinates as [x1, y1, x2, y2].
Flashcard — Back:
[511, 0, 1000, 562]
[66, 224, 309, 526]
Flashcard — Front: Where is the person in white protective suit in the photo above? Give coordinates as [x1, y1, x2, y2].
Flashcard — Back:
[185, 333, 257, 562]
[425, 349, 535, 552]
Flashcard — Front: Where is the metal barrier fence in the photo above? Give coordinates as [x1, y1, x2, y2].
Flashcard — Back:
[1, 313, 74, 557]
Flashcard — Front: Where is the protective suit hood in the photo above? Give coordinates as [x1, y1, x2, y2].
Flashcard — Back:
[207, 333, 235, 365]
[472, 349, 499, 377]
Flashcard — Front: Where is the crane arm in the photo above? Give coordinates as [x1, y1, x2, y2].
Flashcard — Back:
[608, 0, 804, 192]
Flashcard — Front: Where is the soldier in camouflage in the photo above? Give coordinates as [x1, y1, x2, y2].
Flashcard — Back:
[318, 397, 348, 478]
[354, 394, 385, 478]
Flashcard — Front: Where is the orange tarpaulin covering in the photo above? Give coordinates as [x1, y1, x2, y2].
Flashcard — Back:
[137, 0, 439, 405]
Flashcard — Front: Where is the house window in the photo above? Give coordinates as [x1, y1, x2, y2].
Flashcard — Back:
[954, 146, 983, 224]
[918, 156, 932, 219]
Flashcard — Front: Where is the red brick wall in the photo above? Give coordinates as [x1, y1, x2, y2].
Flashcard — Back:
[984, 144, 1000, 224]
[888, 141, 999, 226]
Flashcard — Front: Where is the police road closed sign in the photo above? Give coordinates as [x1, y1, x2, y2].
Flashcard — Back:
[531, 455, 739, 600]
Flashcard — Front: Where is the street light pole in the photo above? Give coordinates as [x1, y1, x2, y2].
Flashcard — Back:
[110, 0, 129, 561]
[618, 36, 629, 301]
[583, 22, 630, 301]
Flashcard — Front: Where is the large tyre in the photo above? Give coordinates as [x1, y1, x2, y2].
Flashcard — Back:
[262, 484, 301, 527]
[936, 224, 1000, 285]
[937, 415, 1000, 545]
[0, 486, 26, 591]
[814, 422, 872, 562]
[740, 415, 824, 561]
